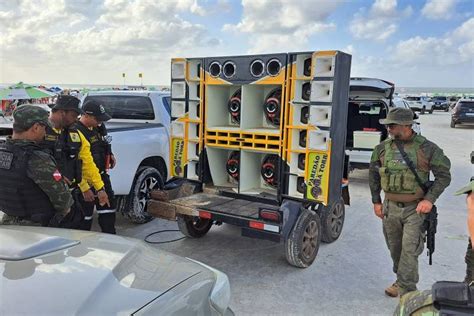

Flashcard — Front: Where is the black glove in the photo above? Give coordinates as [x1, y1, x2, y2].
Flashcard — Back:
[48, 213, 65, 227]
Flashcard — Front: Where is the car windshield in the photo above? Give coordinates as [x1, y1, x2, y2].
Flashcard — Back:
[406, 96, 420, 101]
[459, 102, 474, 109]
[358, 102, 382, 114]
[83, 95, 155, 120]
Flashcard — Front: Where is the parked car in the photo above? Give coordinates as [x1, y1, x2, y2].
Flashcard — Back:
[431, 96, 450, 111]
[346, 78, 421, 169]
[449, 96, 461, 109]
[81, 90, 171, 224]
[451, 99, 474, 128]
[405, 95, 434, 114]
[0, 226, 233, 315]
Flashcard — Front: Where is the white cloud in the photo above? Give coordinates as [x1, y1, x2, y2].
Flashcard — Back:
[421, 0, 458, 20]
[0, 0, 218, 84]
[223, 0, 340, 53]
[392, 17, 474, 66]
[350, 0, 413, 41]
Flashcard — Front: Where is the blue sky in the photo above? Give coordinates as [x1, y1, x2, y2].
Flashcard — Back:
[1, 0, 473, 87]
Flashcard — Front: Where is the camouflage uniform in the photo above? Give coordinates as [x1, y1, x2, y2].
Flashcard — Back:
[0, 105, 73, 226]
[369, 108, 451, 296]
[455, 180, 474, 284]
[393, 290, 437, 316]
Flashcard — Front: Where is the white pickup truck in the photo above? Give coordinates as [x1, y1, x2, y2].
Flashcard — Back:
[82, 90, 171, 223]
[0, 91, 172, 224]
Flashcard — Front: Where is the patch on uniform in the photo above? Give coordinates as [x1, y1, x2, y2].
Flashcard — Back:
[45, 134, 58, 141]
[0, 151, 14, 170]
[70, 132, 81, 142]
[53, 169, 63, 181]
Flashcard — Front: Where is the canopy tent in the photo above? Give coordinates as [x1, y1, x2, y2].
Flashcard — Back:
[0, 82, 55, 100]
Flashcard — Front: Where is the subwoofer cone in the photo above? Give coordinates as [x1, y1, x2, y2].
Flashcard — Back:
[250, 59, 265, 77]
[266, 58, 282, 76]
[228, 89, 241, 124]
[302, 82, 311, 101]
[223, 61, 236, 78]
[209, 61, 221, 77]
[261, 154, 279, 187]
[226, 151, 240, 181]
[263, 88, 282, 126]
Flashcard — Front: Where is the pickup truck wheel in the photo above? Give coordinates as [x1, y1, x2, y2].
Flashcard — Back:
[450, 120, 456, 128]
[285, 209, 321, 268]
[127, 167, 164, 224]
[177, 215, 213, 238]
[429, 109, 433, 114]
[421, 107, 426, 114]
[321, 198, 345, 243]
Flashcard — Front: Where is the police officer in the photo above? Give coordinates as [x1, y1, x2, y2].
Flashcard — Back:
[0, 105, 73, 226]
[369, 107, 451, 297]
[44, 95, 110, 212]
[75, 100, 117, 234]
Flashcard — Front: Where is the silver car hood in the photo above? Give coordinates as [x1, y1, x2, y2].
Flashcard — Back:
[0, 226, 206, 315]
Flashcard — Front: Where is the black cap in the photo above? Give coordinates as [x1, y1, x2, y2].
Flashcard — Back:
[52, 95, 82, 113]
[82, 100, 111, 122]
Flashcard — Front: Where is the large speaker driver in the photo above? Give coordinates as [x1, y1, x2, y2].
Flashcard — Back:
[299, 130, 307, 148]
[266, 58, 282, 76]
[261, 154, 279, 187]
[228, 89, 241, 123]
[223, 61, 236, 78]
[263, 88, 282, 126]
[209, 61, 221, 77]
[226, 151, 240, 181]
[300, 106, 309, 124]
[250, 59, 265, 77]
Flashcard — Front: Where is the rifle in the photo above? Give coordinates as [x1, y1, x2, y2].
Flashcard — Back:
[395, 141, 437, 265]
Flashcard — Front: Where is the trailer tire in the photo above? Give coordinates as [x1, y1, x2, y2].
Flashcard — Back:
[177, 215, 213, 238]
[127, 167, 164, 224]
[321, 198, 345, 243]
[285, 209, 321, 268]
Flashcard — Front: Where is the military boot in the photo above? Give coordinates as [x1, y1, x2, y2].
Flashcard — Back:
[385, 282, 399, 297]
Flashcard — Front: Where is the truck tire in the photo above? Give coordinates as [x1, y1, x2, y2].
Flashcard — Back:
[177, 215, 213, 238]
[421, 106, 426, 114]
[321, 198, 345, 243]
[285, 209, 321, 268]
[450, 120, 456, 128]
[127, 167, 164, 224]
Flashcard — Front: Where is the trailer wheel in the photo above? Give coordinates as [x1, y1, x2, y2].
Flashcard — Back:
[177, 215, 213, 238]
[321, 198, 345, 243]
[285, 209, 321, 268]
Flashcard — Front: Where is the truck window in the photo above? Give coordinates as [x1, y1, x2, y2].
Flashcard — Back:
[83, 96, 155, 120]
[162, 96, 171, 115]
[406, 96, 421, 101]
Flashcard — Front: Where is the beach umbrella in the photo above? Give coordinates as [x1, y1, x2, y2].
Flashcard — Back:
[0, 82, 55, 100]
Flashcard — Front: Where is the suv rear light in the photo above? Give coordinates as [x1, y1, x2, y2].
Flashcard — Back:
[260, 210, 281, 222]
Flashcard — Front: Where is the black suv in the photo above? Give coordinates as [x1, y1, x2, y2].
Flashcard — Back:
[432, 96, 449, 111]
[451, 99, 474, 128]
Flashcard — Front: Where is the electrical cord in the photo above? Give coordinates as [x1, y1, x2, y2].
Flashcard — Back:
[144, 229, 186, 244]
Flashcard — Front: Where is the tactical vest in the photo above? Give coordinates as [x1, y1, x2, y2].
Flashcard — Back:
[41, 126, 82, 185]
[0, 141, 55, 224]
[74, 122, 107, 172]
[379, 135, 429, 202]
